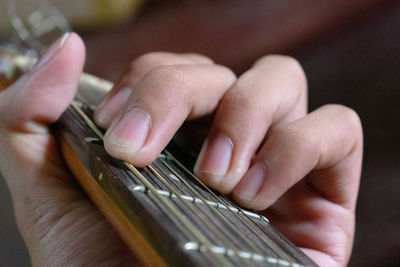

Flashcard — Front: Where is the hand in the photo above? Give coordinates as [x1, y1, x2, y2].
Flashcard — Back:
[95, 51, 363, 266]
[0, 34, 137, 266]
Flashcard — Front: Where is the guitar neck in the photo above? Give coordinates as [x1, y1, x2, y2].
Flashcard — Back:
[0, 47, 317, 267]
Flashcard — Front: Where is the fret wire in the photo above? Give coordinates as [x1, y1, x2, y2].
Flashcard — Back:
[156, 157, 268, 257]
[158, 156, 291, 261]
[70, 103, 230, 266]
[163, 150, 293, 261]
[145, 164, 256, 266]
[163, 150, 296, 262]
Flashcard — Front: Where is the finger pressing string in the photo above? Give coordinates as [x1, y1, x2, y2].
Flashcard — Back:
[232, 104, 363, 211]
[194, 55, 307, 193]
[103, 64, 236, 167]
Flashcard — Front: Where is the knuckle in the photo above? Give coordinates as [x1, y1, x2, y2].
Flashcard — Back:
[215, 65, 237, 85]
[146, 65, 187, 87]
[183, 53, 214, 64]
[223, 89, 258, 112]
[257, 54, 301, 71]
[323, 104, 363, 134]
[257, 54, 307, 87]
[128, 52, 165, 74]
[271, 125, 317, 155]
[139, 66, 190, 111]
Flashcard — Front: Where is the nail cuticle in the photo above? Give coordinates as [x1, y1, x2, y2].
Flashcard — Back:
[106, 106, 151, 154]
[198, 134, 233, 177]
[234, 161, 267, 202]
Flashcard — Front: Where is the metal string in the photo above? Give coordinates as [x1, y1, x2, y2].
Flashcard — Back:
[155, 156, 268, 257]
[145, 165, 256, 265]
[162, 150, 295, 262]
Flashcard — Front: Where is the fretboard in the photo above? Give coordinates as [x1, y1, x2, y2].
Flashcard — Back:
[57, 97, 317, 267]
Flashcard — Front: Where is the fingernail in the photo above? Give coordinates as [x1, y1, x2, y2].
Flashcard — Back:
[195, 135, 233, 177]
[33, 32, 70, 70]
[95, 87, 132, 128]
[105, 107, 151, 154]
[233, 162, 266, 205]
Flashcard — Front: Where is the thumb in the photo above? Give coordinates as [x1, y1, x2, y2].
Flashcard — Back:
[0, 32, 85, 133]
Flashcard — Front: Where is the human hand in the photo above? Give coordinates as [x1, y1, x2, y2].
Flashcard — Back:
[95, 52, 363, 266]
[0, 34, 137, 266]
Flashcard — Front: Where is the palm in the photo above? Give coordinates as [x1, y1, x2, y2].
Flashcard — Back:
[5, 130, 137, 266]
[0, 34, 137, 266]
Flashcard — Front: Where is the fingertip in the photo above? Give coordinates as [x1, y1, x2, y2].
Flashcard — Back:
[231, 161, 268, 210]
[103, 137, 155, 168]
[62, 32, 86, 61]
[194, 135, 234, 191]
[103, 106, 156, 167]
[51, 32, 86, 72]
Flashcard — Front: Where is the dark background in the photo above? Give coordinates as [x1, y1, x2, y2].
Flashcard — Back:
[1, 1, 399, 266]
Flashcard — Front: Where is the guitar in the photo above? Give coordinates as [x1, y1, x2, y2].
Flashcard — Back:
[0, 46, 317, 267]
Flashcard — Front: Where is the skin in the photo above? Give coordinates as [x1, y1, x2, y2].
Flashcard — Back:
[0, 33, 362, 266]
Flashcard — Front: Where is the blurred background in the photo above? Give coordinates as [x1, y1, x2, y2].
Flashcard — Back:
[0, 0, 399, 266]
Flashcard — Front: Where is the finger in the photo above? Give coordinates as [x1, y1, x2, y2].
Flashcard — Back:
[103, 64, 236, 166]
[0, 33, 85, 133]
[232, 104, 363, 211]
[194, 55, 307, 193]
[94, 52, 213, 128]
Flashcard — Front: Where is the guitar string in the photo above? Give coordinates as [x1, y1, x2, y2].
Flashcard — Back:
[163, 150, 295, 262]
[145, 164, 256, 265]
[155, 156, 268, 257]
[71, 103, 231, 266]
[149, 153, 295, 265]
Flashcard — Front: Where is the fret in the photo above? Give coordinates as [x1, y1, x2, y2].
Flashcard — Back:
[146, 163, 253, 256]
[130, 184, 269, 222]
[183, 242, 306, 267]
[149, 156, 291, 261]
[157, 150, 298, 262]
[155, 154, 270, 223]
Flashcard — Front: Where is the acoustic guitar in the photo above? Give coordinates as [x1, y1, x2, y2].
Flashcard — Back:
[0, 46, 317, 267]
